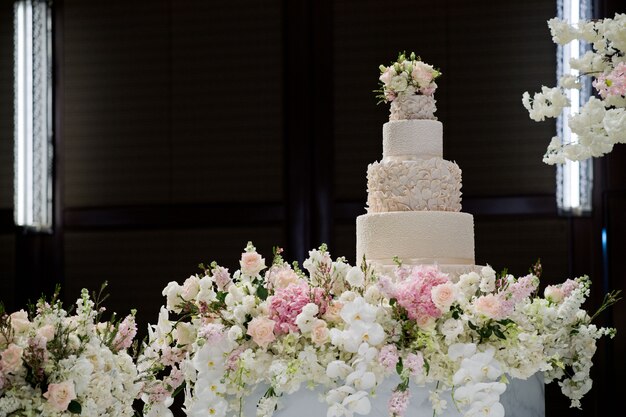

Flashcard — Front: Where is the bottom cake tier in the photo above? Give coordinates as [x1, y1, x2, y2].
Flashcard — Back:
[356, 211, 475, 267]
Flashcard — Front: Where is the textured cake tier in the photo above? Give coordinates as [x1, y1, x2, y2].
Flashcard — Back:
[356, 211, 475, 265]
[390, 94, 437, 121]
[383, 120, 442, 159]
[367, 157, 462, 212]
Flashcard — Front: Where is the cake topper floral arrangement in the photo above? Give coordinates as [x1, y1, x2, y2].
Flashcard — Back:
[522, 13, 626, 164]
[377, 52, 442, 120]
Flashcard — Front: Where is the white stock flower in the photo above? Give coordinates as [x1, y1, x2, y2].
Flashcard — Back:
[479, 266, 497, 293]
[440, 318, 465, 344]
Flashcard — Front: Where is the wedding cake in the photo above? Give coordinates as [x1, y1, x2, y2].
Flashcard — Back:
[357, 57, 475, 277]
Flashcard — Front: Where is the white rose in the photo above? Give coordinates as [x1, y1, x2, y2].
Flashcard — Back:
[390, 74, 409, 92]
[440, 318, 464, 344]
[9, 310, 30, 333]
[181, 275, 201, 300]
[346, 267, 365, 288]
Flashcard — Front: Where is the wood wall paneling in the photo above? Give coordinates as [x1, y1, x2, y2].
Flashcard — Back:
[171, 0, 284, 203]
[63, 0, 171, 208]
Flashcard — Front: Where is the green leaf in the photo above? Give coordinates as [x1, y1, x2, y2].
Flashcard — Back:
[390, 298, 397, 306]
[68, 400, 82, 414]
[467, 321, 478, 331]
[396, 357, 403, 375]
[493, 327, 506, 340]
[216, 291, 227, 303]
[484, 327, 493, 339]
[257, 286, 269, 301]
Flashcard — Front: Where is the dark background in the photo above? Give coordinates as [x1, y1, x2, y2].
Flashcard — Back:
[0, 1, 624, 416]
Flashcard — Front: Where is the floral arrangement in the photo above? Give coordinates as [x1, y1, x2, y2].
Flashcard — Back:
[377, 52, 441, 102]
[0, 285, 140, 417]
[522, 13, 626, 164]
[137, 243, 619, 417]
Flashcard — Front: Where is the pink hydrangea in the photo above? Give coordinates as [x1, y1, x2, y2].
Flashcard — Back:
[388, 389, 410, 417]
[508, 274, 538, 304]
[268, 282, 328, 334]
[378, 344, 399, 371]
[393, 265, 449, 321]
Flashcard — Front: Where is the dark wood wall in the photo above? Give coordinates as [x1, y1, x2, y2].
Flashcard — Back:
[0, 1, 624, 416]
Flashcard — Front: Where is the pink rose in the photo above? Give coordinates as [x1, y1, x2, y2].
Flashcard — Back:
[411, 61, 435, 87]
[0, 344, 24, 373]
[310, 320, 329, 346]
[379, 67, 395, 85]
[240, 252, 266, 276]
[415, 314, 436, 330]
[544, 285, 565, 303]
[431, 282, 458, 312]
[9, 310, 30, 333]
[473, 294, 502, 319]
[37, 324, 56, 342]
[323, 301, 343, 323]
[246, 316, 276, 349]
[269, 267, 300, 289]
[43, 381, 77, 411]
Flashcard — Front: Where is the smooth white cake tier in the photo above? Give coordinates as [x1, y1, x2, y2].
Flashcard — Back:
[356, 211, 475, 265]
[367, 157, 462, 213]
[383, 120, 442, 159]
[244, 374, 545, 417]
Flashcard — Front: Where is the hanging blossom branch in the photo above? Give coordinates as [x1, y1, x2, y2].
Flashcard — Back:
[522, 13, 626, 165]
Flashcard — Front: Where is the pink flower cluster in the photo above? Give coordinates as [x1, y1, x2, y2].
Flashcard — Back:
[593, 62, 626, 98]
[391, 265, 449, 322]
[112, 314, 137, 352]
[405, 352, 424, 376]
[268, 282, 328, 334]
[474, 274, 539, 319]
[388, 389, 411, 417]
[379, 344, 399, 371]
[198, 323, 225, 344]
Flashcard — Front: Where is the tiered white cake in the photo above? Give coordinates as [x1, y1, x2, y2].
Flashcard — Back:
[357, 95, 477, 276]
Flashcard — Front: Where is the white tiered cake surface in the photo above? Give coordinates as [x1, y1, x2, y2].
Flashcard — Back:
[244, 375, 545, 417]
[383, 120, 443, 158]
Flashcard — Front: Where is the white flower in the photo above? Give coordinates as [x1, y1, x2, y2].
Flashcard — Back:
[346, 267, 365, 288]
[185, 391, 227, 417]
[448, 343, 477, 360]
[390, 74, 409, 92]
[227, 325, 243, 342]
[604, 108, 626, 143]
[327, 360, 353, 379]
[479, 266, 497, 293]
[181, 275, 201, 300]
[145, 397, 174, 417]
[440, 318, 465, 344]
[162, 281, 183, 313]
[548, 18, 580, 44]
[458, 272, 481, 296]
[346, 367, 377, 391]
